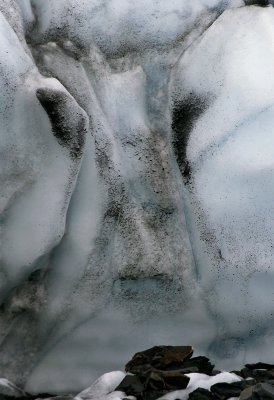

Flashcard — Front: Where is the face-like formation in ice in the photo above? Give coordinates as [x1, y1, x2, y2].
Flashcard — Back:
[1, 0, 274, 394]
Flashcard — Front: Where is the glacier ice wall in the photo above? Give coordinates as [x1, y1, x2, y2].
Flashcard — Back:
[1, 0, 274, 393]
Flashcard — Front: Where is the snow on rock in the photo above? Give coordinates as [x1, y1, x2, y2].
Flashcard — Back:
[157, 372, 241, 399]
[73, 370, 241, 400]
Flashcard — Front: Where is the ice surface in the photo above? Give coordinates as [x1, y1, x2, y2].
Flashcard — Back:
[30, 0, 244, 56]
[171, 4, 274, 357]
[0, 0, 274, 394]
[0, 10, 83, 293]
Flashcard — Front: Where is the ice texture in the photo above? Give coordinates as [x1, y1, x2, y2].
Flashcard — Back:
[30, 0, 243, 56]
[0, 0, 274, 394]
[171, 3, 274, 360]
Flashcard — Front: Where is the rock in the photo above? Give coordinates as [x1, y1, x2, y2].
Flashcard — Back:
[253, 383, 274, 398]
[239, 386, 255, 400]
[121, 347, 194, 400]
[0, 379, 26, 398]
[178, 357, 214, 375]
[236, 367, 274, 383]
[244, 0, 271, 6]
[141, 391, 167, 400]
[145, 370, 190, 392]
[245, 363, 274, 371]
[115, 375, 145, 397]
[239, 383, 274, 399]
[210, 381, 253, 399]
[116, 370, 189, 400]
[188, 387, 215, 399]
[125, 346, 193, 375]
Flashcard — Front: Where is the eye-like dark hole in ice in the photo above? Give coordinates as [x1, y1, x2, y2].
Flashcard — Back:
[27, 269, 42, 283]
[36, 88, 86, 159]
[172, 96, 207, 183]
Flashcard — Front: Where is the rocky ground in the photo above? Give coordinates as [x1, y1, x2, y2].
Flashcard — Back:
[2, 346, 274, 400]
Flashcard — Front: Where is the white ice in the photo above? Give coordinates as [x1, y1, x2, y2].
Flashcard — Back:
[30, 0, 244, 55]
[74, 371, 128, 400]
[171, 3, 274, 354]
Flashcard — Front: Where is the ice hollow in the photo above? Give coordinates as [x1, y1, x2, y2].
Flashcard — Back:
[0, 0, 274, 394]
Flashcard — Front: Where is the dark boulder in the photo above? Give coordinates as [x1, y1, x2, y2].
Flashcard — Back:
[178, 356, 214, 375]
[115, 375, 145, 397]
[244, 0, 273, 5]
[240, 383, 274, 399]
[244, 0, 273, 6]
[239, 386, 255, 400]
[245, 363, 274, 371]
[116, 369, 189, 400]
[122, 346, 194, 399]
[145, 369, 190, 391]
[210, 381, 254, 399]
[235, 367, 274, 383]
[188, 388, 215, 399]
[253, 382, 274, 398]
[125, 346, 193, 375]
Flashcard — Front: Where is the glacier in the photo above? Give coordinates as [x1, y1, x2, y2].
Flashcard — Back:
[0, 0, 274, 394]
